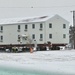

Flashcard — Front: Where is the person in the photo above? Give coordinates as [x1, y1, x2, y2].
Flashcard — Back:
[30, 47, 33, 53]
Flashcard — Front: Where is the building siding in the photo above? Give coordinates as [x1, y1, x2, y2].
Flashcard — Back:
[0, 15, 69, 46]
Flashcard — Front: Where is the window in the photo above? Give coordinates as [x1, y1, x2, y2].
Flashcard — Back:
[40, 23, 43, 29]
[17, 25, 20, 32]
[63, 34, 66, 38]
[0, 26, 3, 33]
[49, 23, 52, 28]
[40, 34, 43, 39]
[32, 24, 35, 29]
[63, 24, 66, 28]
[49, 34, 52, 39]
[18, 35, 20, 42]
[1, 26, 3, 31]
[25, 25, 28, 29]
[18, 25, 20, 30]
[18, 35, 20, 40]
[32, 34, 35, 39]
[0, 36, 3, 42]
[24, 25, 28, 31]
[40, 34, 43, 41]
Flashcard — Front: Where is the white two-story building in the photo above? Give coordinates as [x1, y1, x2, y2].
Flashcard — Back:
[0, 14, 69, 46]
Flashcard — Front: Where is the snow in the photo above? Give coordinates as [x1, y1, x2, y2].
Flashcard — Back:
[0, 15, 50, 25]
[0, 14, 69, 25]
[0, 50, 75, 75]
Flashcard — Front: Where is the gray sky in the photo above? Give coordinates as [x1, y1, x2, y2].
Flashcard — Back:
[0, 0, 75, 25]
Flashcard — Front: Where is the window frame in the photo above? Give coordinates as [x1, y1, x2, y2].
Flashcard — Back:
[1, 26, 3, 31]
[32, 24, 35, 29]
[0, 26, 3, 33]
[18, 25, 20, 30]
[40, 34, 43, 39]
[0, 36, 3, 42]
[32, 34, 35, 39]
[49, 34, 52, 39]
[49, 23, 52, 28]
[18, 35, 20, 40]
[63, 24, 66, 28]
[40, 23, 43, 29]
[25, 24, 28, 30]
[63, 34, 66, 38]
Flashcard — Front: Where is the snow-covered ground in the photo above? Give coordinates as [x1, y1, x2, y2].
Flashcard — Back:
[0, 49, 75, 75]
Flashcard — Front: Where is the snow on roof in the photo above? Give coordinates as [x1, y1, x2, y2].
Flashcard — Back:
[18, 16, 48, 23]
[0, 14, 69, 25]
[0, 15, 50, 25]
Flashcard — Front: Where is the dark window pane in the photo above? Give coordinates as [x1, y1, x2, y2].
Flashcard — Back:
[25, 25, 28, 29]
[40, 23, 43, 28]
[63, 34, 66, 38]
[1, 36, 3, 40]
[32, 34, 35, 39]
[32, 24, 35, 29]
[18, 25, 20, 29]
[1, 26, 3, 30]
[40, 34, 43, 38]
[49, 34, 52, 38]
[63, 24, 66, 28]
[18, 35, 20, 40]
[49, 23, 52, 28]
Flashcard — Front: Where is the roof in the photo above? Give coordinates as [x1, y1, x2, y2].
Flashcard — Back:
[0, 16, 50, 25]
[0, 14, 69, 25]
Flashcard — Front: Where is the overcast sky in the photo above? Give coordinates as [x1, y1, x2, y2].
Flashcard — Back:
[0, 0, 75, 25]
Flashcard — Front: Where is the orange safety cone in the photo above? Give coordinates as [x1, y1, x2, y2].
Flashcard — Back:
[30, 47, 33, 53]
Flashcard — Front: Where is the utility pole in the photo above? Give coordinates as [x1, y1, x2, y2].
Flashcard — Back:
[71, 11, 75, 49]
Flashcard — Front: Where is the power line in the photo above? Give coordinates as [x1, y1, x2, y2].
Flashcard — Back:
[0, 5, 75, 8]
